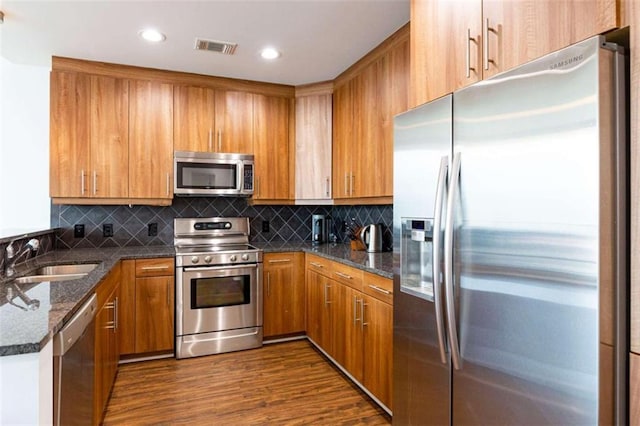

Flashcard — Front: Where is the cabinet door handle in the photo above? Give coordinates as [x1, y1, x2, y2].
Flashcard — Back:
[92, 171, 97, 195]
[353, 296, 361, 325]
[466, 28, 477, 78]
[218, 129, 222, 152]
[267, 272, 271, 297]
[484, 18, 496, 71]
[208, 128, 213, 151]
[80, 170, 86, 195]
[141, 265, 170, 271]
[105, 301, 116, 329]
[324, 283, 331, 305]
[166, 279, 171, 307]
[368, 284, 391, 295]
[268, 259, 291, 264]
[334, 271, 352, 280]
[310, 262, 324, 268]
[350, 174, 354, 196]
[344, 174, 349, 196]
[325, 177, 330, 197]
[361, 299, 367, 330]
[114, 296, 119, 331]
[166, 173, 170, 196]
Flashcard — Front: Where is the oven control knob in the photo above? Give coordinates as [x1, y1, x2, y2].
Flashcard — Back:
[229, 255, 237, 262]
[204, 255, 212, 264]
[191, 256, 199, 264]
[242, 254, 250, 261]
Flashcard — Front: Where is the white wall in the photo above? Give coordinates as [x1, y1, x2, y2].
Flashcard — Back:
[0, 57, 51, 236]
[0, 340, 53, 425]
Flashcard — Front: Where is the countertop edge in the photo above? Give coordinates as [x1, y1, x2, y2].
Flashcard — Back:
[1, 243, 392, 356]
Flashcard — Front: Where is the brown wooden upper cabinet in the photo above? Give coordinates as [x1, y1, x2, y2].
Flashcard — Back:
[173, 87, 254, 154]
[295, 83, 333, 202]
[50, 72, 129, 199]
[332, 27, 409, 202]
[128, 80, 174, 200]
[253, 94, 291, 201]
[410, 0, 619, 108]
[50, 68, 174, 205]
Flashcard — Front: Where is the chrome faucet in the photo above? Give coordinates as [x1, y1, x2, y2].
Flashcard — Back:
[4, 238, 40, 277]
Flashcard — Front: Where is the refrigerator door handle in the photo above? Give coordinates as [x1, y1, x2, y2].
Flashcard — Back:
[444, 152, 462, 370]
[432, 156, 449, 364]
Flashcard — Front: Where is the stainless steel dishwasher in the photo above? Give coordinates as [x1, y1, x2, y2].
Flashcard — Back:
[53, 293, 98, 426]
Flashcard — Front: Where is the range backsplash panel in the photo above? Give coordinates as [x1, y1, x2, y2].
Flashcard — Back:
[51, 198, 393, 250]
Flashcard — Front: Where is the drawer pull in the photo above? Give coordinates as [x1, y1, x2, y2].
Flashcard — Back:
[310, 262, 324, 268]
[141, 265, 170, 271]
[334, 271, 352, 280]
[268, 259, 291, 264]
[368, 284, 391, 295]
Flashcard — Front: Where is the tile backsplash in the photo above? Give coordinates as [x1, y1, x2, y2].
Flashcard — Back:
[51, 198, 393, 250]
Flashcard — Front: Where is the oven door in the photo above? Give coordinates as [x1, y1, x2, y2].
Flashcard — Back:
[176, 263, 262, 336]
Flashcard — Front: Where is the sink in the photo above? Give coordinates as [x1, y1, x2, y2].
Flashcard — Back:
[34, 264, 98, 276]
[13, 263, 99, 284]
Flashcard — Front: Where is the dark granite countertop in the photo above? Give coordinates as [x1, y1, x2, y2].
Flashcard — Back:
[0, 246, 174, 357]
[0, 242, 391, 357]
[255, 242, 393, 279]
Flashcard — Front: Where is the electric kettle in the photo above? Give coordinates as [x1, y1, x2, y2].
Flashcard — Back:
[312, 214, 329, 244]
[359, 224, 383, 252]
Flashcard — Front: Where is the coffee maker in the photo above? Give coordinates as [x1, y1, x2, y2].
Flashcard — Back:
[311, 214, 329, 245]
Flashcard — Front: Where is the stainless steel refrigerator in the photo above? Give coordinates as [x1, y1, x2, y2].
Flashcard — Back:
[393, 36, 627, 425]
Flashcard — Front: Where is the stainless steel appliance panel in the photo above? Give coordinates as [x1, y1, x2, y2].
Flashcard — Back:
[176, 327, 263, 358]
[393, 95, 452, 425]
[53, 293, 97, 426]
[177, 263, 262, 336]
[174, 151, 254, 196]
[450, 37, 619, 424]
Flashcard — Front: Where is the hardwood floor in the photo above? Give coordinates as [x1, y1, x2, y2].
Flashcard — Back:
[103, 339, 391, 425]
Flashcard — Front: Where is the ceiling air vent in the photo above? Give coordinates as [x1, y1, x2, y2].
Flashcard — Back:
[194, 38, 237, 55]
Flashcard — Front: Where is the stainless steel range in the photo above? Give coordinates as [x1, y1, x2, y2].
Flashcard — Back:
[174, 217, 263, 359]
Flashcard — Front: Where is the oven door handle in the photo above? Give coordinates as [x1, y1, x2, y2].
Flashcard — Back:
[181, 263, 259, 273]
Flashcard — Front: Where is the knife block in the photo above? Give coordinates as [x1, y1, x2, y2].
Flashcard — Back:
[350, 239, 366, 251]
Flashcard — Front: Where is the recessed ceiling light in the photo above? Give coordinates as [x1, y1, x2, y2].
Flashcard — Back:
[260, 47, 280, 60]
[139, 29, 166, 43]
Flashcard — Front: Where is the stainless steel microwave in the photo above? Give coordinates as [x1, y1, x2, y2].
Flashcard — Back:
[174, 151, 254, 196]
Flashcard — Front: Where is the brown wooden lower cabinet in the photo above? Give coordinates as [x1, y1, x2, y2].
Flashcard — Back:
[120, 257, 175, 356]
[305, 254, 393, 410]
[94, 262, 121, 425]
[135, 276, 174, 353]
[263, 252, 305, 338]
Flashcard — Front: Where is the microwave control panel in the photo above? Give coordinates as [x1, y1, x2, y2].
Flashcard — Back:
[243, 165, 254, 191]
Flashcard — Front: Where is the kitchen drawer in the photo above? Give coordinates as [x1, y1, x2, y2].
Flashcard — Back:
[362, 272, 393, 305]
[331, 262, 363, 291]
[306, 254, 333, 277]
[135, 258, 175, 277]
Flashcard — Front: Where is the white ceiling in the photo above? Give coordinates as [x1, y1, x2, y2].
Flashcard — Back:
[0, 0, 410, 86]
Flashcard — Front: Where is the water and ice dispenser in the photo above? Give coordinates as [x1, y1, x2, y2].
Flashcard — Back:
[400, 218, 435, 300]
